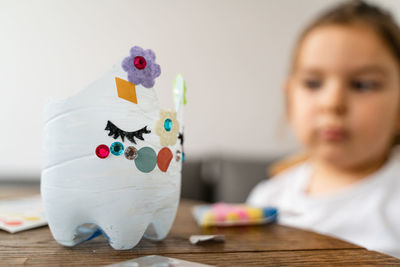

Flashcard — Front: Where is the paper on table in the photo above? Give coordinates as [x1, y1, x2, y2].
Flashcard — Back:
[105, 255, 215, 267]
[189, 235, 225, 245]
[0, 195, 47, 233]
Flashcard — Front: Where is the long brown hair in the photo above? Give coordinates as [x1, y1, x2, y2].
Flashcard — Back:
[270, 0, 400, 177]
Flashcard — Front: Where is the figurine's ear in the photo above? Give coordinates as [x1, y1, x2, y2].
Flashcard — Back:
[173, 74, 187, 132]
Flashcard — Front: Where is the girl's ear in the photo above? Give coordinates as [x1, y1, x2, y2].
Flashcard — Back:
[392, 118, 400, 147]
[393, 111, 400, 146]
[396, 115, 400, 134]
[396, 98, 400, 129]
[397, 114, 400, 127]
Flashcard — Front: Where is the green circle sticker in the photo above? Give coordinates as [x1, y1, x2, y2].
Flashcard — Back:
[134, 147, 157, 173]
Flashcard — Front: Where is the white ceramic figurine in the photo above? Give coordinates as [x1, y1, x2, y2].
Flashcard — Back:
[41, 46, 186, 250]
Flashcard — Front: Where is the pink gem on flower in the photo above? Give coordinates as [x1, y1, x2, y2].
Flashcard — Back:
[96, 144, 110, 159]
[133, 56, 147, 69]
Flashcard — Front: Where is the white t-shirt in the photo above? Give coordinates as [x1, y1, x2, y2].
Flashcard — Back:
[247, 148, 400, 258]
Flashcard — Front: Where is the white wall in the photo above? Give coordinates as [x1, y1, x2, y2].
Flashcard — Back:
[0, 0, 399, 179]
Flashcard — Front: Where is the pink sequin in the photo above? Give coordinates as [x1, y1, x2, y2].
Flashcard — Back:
[236, 209, 249, 221]
[133, 56, 147, 70]
[212, 203, 231, 212]
[214, 210, 226, 222]
[96, 144, 110, 159]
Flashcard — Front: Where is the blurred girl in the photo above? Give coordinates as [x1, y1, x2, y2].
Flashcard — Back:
[247, 0, 400, 258]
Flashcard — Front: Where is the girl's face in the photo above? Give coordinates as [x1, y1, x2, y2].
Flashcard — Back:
[288, 24, 400, 169]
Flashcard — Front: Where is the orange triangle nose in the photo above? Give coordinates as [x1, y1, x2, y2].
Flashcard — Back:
[115, 77, 138, 104]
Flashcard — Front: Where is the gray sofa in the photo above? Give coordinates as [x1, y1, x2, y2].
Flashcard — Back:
[181, 156, 279, 203]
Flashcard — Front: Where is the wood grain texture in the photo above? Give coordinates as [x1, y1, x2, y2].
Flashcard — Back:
[0, 185, 399, 266]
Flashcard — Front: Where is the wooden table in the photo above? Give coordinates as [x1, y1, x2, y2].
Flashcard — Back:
[1, 184, 399, 266]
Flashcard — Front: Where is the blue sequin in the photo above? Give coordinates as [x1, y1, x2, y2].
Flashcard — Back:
[182, 152, 185, 162]
[262, 207, 278, 222]
[164, 118, 172, 132]
[110, 142, 124, 156]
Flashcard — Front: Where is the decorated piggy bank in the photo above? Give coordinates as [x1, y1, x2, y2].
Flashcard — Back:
[41, 46, 186, 250]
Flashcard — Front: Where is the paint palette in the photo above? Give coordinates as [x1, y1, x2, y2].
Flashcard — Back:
[192, 203, 278, 227]
[0, 195, 47, 233]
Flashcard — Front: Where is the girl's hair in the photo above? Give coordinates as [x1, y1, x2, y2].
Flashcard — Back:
[291, 0, 400, 73]
[270, 0, 400, 177]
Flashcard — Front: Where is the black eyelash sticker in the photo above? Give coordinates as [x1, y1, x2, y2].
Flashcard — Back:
[178, 132, 184, 145]
[105, 120, 151, 144]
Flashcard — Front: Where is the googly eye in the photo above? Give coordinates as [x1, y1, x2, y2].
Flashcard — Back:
[110, 142, 124, 156]
[96, 144, 110, 159]
[164, 118, 172, 132]
[124, 146, 138, 160]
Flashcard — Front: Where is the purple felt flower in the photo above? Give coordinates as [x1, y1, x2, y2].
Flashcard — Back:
[121, 46, 161, 88]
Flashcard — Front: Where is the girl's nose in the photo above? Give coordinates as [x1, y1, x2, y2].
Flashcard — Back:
[319, 80, 347, 115]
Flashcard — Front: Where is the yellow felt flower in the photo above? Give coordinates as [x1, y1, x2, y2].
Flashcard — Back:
[155, 110, 179, 146]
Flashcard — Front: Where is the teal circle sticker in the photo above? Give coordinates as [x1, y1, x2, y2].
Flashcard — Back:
[134, 147, 157, 173]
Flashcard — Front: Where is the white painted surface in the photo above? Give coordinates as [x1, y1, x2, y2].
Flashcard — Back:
[41, 57, 182, 249]
[1, 0, 399, 179]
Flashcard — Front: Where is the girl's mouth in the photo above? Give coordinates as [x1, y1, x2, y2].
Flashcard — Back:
[318, 128, 349, 142]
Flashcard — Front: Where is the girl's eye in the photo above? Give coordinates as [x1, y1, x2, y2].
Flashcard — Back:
[350, 79, 382, 92]
[303, 79, 322, 90]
